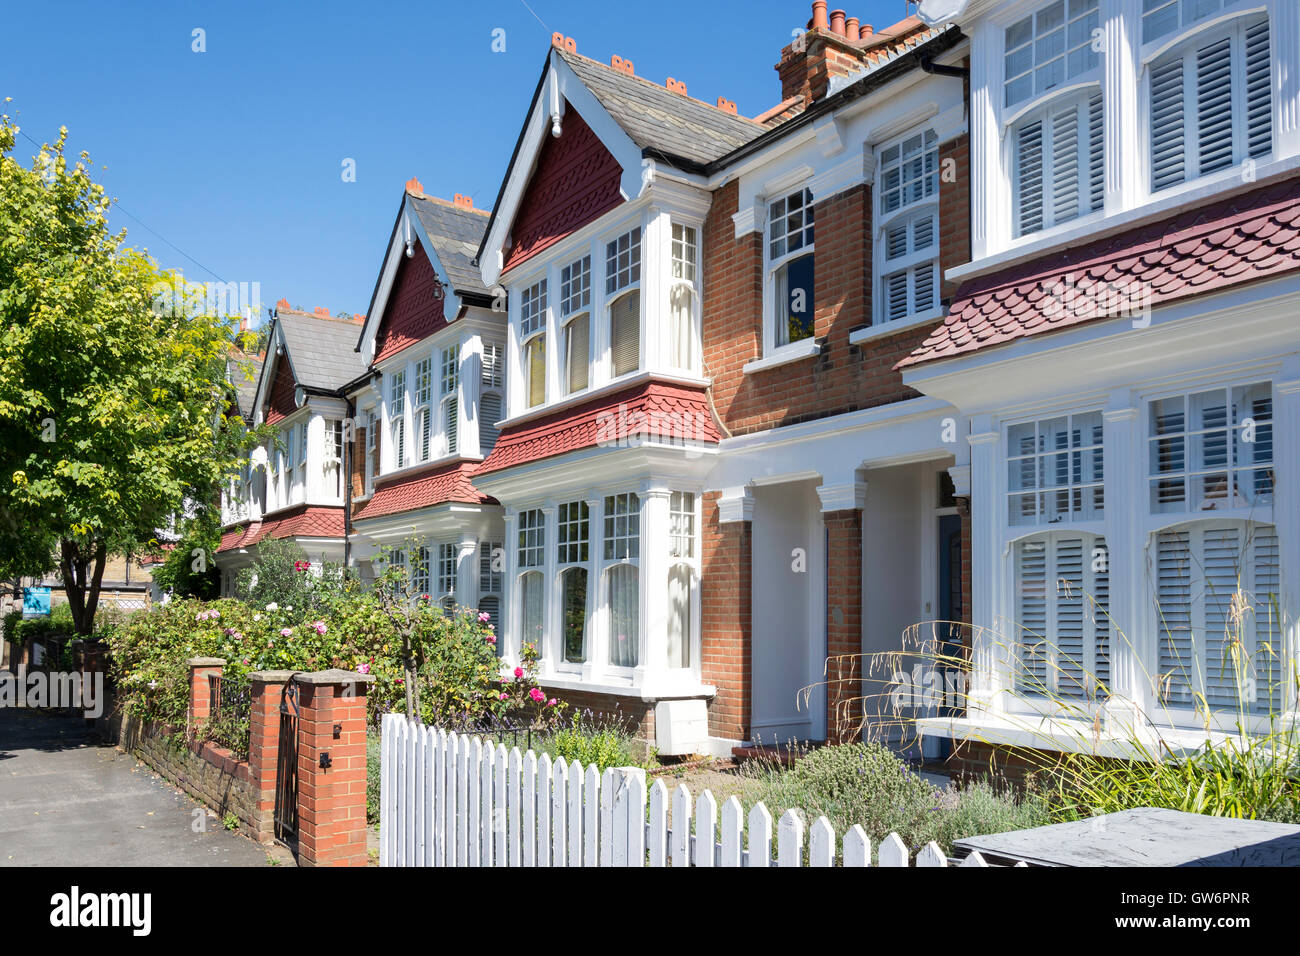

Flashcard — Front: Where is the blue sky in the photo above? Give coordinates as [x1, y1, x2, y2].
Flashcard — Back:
[3, 0, 913, 325]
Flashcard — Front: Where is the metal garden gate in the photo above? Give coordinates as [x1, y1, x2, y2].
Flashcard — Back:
[274, 679, 300, 849]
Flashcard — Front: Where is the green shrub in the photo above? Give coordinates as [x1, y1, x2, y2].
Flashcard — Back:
[747, 743, 1045, 852]
[536, 710, 652, 772]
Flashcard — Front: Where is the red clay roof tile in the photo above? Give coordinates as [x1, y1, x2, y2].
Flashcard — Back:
[353, 460, 493, 522]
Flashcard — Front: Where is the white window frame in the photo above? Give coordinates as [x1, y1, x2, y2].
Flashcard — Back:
[479, 540, 503, 647]
[1006, 410, 1106, 528]
[602, 492, 641, 673]
[668, 222, 701, 374]
[479, 341, 504, 456]
[605, 227, 642, 381]
[437, 541, 457, 610]
[413, 356, 433, 464]
[765, 186, 816, 355]
[875, 127, 943, 328]
[363, 407, 379, 494]
[556, 500, 591, 670]
[388, 369, 407, 471]
[440, 345, 459, 457]
[520, 279, 548, 409]
[560, 255, 592, 394]
[667, 491, 701, 672]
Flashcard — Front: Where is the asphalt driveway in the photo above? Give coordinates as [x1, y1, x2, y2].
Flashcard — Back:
[0, 705, 272, 867]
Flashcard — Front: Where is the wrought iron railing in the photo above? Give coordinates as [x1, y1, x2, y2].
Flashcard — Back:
[206, 673, 252, 759]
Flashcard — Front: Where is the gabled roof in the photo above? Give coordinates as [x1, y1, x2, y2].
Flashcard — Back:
[227, 353, 263, 420]
[276, 309, 370, 391]
[554, 48, 766, 169]
[898, 174, 1300, 369]
[407, 193, 491, 295]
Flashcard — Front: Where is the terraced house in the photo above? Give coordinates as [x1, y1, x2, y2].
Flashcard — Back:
[908, 0, 1300, 763]
[215, 0, 1299, 765]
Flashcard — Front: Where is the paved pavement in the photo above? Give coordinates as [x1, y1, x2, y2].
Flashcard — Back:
[0, 706, 272, 867]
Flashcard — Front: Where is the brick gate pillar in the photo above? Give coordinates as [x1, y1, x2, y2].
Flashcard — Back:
[819, 480, 866, 744]
[186, 657, 225, 732]
[247, 670, 294, 844]
[294, 670, 374, 867]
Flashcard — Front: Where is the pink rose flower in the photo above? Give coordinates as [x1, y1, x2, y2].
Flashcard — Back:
[513, 667, 524, 679]
[485, 634, 497, 644]
[357, 663, 370, 675]
[280, 627, 292, 637]
[312, 621, 327, 635]
[499, 692, 509, 700]
[547, 698, 557, 707]
[478, 611, 491, 623]
[529, 687, 544, 703]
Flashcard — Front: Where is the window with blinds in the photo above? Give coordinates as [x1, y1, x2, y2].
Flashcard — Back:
[1154, 522, 1281, 714]
[1014, 532, 1111, 699]
[411, 546, 431, 597]
[437, 542, 457, 608]
[880, 213, 939, 322]
[609, 290, 639, 378]
[1013, 92, 1104, 237]
[478, 540, 502, 644]
[670, 223, 699, 372]
[1148, 15, 1272, 193]
[525, 335, 545, 409]
[366, 409, 379, 490]
[519, 570, 545, 657]
[389, 370, 406, 469]
[440, 346, 458, 456]
[414, 356, 432, 462]
[561, 255, 591, 393]
[480, 342, 503, 455]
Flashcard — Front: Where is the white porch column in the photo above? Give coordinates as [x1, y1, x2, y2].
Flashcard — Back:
[967, 417, 1004, 715]
[637, 487, 673, 688]
[1274, 0, 1300, 160]
[456, 532, 478, 615]
[1101, 393, 1146, 723]
[1272, 367, 1300, 714]
[501, 509, 519, 667]
[1105, 0, 1142, 214]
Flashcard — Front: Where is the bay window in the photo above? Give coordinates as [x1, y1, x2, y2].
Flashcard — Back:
[440, 346, 459, 456]
[516, 509, 546, 655]
[606, 228, 641, 378]
[603, 493, 640, 669]
[877, 129, 940, 324]
[325, 418, 344, 498]
[1147, 14, 1272, 193]
[560, 255, 591, 394]
[768, 187, 815, 347]
[520, 280, 547, 409]
[480, 342, 503, 455]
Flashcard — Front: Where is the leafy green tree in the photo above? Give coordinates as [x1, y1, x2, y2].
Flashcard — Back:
[0, 109, 259, 634]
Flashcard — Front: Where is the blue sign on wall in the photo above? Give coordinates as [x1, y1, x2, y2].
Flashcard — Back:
[22, 587, 51, 618]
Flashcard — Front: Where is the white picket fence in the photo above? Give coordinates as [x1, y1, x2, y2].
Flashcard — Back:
[379, 714, 1007, 867]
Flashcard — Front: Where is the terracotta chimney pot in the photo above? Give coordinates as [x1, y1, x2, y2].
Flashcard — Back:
[846, 16, 860, 40]
[405, 176, 424, 196]
[811, 1, 829, 30]
[830, 9, 846, 36]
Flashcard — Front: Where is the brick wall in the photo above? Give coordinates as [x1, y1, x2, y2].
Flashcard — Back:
[540, 686, 655, 753]
[701, 135, 970, 438]
[699, 492, 751, 742]
[824, 508, 863, 743]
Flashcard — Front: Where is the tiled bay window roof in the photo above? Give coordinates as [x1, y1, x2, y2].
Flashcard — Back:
[477, 380, 724, 475]
[354, 461, 494, 522]
[898, 175, 1300, 369]
[216, 505, 346, 553]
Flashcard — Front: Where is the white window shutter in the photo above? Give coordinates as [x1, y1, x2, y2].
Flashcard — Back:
[1156, 529, 1194, 705]
[566, 313, 590, 392]
[1016, 540, 1049, 692]
[1149, 57, 1186, 190]
[1016, 119, 1045, 235]
[445, 396, 458, 455]
[1195, 37, 1235, 176]
[479, 391, 501, 455]
[1245, 19, 1273, 159]
[1088, 92, 1104, 212]
[1050, 104, 1081, 226]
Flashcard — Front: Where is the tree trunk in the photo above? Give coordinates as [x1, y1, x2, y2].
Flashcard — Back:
[59, 539, 107, 636]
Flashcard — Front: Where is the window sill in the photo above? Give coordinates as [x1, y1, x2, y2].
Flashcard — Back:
[534, 671, 716, 702]
[742, 340, 821, 375]
[849, 310, 944, 346]
[916, 712, 1295, 760]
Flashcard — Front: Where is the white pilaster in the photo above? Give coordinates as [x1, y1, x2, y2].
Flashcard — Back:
[1272, 369, 1300, 715]
[456, 533, 478, 613]
[967, 419, 1004, 713]
[1274, 0, 1300, 160]
[585, 495, 605, 682]
[638, 487, 672, 686]
[1101, 394, 1145, 719]
[540, 502, 558, 669]
[1105, 0, 1142, 213]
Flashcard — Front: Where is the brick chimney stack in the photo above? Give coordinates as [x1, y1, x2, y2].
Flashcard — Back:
[776, 2, 884, 106]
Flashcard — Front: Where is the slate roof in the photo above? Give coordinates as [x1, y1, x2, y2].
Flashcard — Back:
[276, 310, 370, 390]
[217, 505, 346, 553]
[898, 174, 1300, 369]
[556, 49, 767, 168]
[477, 380, 723, 475]
[408, 194, 491, 295]
[227, 353, 263, 419]
[353, 461, 493, 522]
